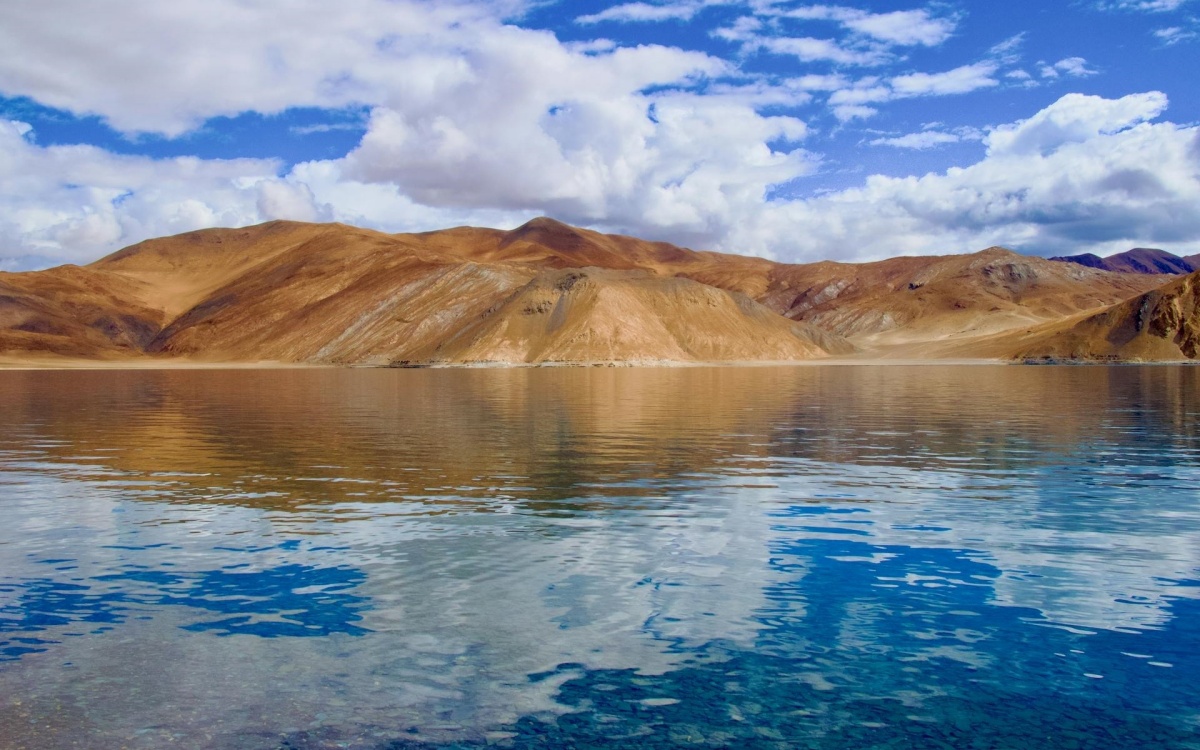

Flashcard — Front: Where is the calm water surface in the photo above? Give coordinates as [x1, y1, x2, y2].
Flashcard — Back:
[0, 366, 1197, 749]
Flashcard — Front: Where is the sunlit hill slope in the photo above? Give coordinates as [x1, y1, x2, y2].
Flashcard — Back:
[0, 218, 1180, 365]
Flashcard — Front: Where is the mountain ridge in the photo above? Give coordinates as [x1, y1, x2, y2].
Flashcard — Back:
[0, 218, 1177, 365]
[1050, 247, 1195, 275]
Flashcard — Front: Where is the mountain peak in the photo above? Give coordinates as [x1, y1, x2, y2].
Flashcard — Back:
[501, 216, 593, 249]
[513, 216, 575, 232]
[976, 246, 1019, 257]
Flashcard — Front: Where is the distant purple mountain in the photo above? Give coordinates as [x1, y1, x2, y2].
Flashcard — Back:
[1050, 248, 1195, 275]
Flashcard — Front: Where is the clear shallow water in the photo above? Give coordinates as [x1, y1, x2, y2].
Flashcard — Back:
[0, 365, 1197, 750]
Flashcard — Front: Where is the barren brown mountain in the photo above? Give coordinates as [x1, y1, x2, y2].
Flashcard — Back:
[1005, 270, 1200, 362]
[1050, 248, 1195, 275]
[0, 218, 1172, 365]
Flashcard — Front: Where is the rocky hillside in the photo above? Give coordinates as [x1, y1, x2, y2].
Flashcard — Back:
[0, 218, 1171, 365]
[1011, 271, 1200, 362]
[1, 220, 848, 365]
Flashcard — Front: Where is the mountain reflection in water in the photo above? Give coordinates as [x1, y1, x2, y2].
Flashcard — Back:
[0, 366, 1197, 749]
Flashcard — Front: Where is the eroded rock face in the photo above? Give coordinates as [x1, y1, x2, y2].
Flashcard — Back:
[1145, 275, 1200, 357]
[1012, 271, 1200, 362]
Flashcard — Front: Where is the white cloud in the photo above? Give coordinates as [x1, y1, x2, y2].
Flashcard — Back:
[1154, 25, 1198, 43]
[577, 1, 706, 24]
[288, 121, 366, 136]
[0, 3, 1196, 271]
[989, 33, 1027, 58]
[341, 85, 813, 239]
[985, 91, 1168, 156]
[890, 62, 1000, 96]
[4, 92, 1199, 269]
[870, 126, 983, 150]
[266, 92, 1200, 263]
[0, 0, 533, 136]
[832, 104, 879, 122]
[0, 0, 821, 267]
[1039, 57, 1099, 79]
[734, 91, 1200, 261]
[871, 130, 960, 149]
[827, 62, 1000, 121]
[757, 35, 888, 65]
[780, 6, 958, 46]
[0, 118, 331, 265]
[713, 4, 960, 72]
[712, 15, 764, 43]
[1097, 0, 1190, 10]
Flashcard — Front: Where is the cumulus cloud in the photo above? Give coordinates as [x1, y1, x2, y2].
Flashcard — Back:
[0, 118, 332, 266]
[0, 0, 533, 136]
[4, 91, 1199, 268]
[985, 91, 1168, 156]
[0, 2, 1197, 270]
[733, 91, 1200, 261]
[342, 88, 813, 240]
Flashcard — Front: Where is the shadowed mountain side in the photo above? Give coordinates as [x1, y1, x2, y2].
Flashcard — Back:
[1006, 271, 1200, 362]
[92, 221, 405, 318]
[0, 265, 165, 358]
[416, 267, 853, 365]
[1051, 248, 1195, 275]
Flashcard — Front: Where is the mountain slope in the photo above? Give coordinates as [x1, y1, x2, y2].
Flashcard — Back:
[0, 265, 164, 359]
[3, 220, 854, 365]
[467, 221, 1161, 348]
[1008, 271, 1200, 361]
[418, 267, 852, 365]
[1050, 248, 1194, 275]
[0, 218, 1172, 365]
[720, 247, 1162, 348]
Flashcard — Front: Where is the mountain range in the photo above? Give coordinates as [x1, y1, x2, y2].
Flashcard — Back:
[1, 218, 1195, 365]
[1050, 247, 1200, 275]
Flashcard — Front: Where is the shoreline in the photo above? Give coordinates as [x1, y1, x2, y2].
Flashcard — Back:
[1, 355, 1194, 371]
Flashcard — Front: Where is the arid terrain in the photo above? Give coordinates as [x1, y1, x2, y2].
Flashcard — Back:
[1, 218, 1193, 366]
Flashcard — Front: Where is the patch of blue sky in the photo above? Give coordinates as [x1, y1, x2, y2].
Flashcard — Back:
[0, 96, 368, 168]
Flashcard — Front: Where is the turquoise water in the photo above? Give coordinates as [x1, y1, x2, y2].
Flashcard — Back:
[0, 366, 1197, 749]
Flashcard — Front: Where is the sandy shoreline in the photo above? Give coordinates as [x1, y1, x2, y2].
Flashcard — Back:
[0, 355, 1053, 371]
[0, 357, 337, 371]
[3, 355, 1195, 371]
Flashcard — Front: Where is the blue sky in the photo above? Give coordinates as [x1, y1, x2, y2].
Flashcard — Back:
[0, 0, 1197, 269]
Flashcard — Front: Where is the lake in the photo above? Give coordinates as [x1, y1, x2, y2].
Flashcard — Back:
[0, 365, 1198, 749]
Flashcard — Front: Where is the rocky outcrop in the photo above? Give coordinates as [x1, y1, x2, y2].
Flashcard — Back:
[1012, 271, 1200, 361]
